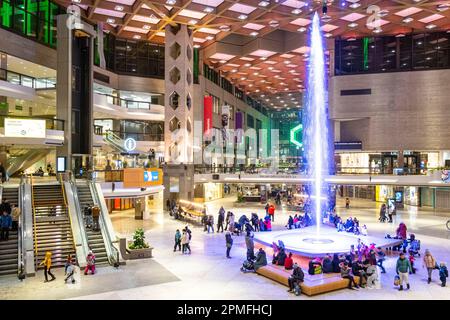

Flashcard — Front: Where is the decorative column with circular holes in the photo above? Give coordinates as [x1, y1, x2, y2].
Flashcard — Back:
[164, 23, 194, 164]
[163, 24, 195, 203]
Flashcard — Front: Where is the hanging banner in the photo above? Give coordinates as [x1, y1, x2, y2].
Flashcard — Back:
[204, 96, 213, 138]
[235, 111, 243, 143]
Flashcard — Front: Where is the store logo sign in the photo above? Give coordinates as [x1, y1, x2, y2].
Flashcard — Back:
[124, 138, 137, 152]
[144, 171, 159, 182]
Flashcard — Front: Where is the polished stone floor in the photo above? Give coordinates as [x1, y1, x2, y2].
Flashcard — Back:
[1, 194, 449, 300]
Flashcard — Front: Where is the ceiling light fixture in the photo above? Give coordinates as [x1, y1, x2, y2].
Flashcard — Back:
[205, 35, 214, 40]
[437, 4, 450, 12]
[106, 18, 115, 24]
[402, 17, 414, 23]
[378, 10, 389, 17]
[219, 25, 231, 32]
[348, 22, 358, 28]
[324, 33, 332, 38]
[292, 9, 302, 15]
[250, 31, 259, 36]
[297, 27, 307, 32]
[258, 0, 270, 7]
[373, 28, 382, 33]
[133, 35, 141, 39]
[193, 44, 201, 48]
[143, 25, 151, 30]
[269, 20, 279, 27]
[238, 14, 248, 20]
[166, 0, 176, 5]
[321, 15, 331, 23]
[349, 3, 360, 9]
[204, 6, 214, 13]
[426, 24, 437, 29]
[114, 5, 124, 11]
[395, 33, 405, 38]
[189, 19, 198, 25]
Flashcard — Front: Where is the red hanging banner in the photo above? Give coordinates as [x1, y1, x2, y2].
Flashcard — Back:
[204, 96, 213, 138]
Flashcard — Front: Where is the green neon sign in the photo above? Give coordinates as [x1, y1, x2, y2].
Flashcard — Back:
[290, 123, 303, 148]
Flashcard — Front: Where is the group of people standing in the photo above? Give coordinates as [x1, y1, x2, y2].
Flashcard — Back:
[173, 226, 192, 254]
[0, 200, 20, 241]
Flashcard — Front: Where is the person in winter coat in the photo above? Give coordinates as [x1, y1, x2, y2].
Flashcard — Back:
[259, 219, 266, 231]
[264, 217, 272, 231]
[439, 262, 448, 287]
[225, 232, 233, 258]
[396, 252, 412, 290]
[251, 213, 259, 231]
[284, 252, 294, 270]
[84, 250, 96, 275]
[287, 263, 304, 293]
[254, 248, 267, 271]
[225, 211, 232, 230]
[245, 230, 255, 260]
[340, 261, 358, 289]
[332, 253, 341, 273]
[64, 258, 76, 284]
[182, 229, 191, 254]
[379, 204, 387, 222]
[173, 229, 182, 252]
[11, 204, 20, 231]
[39, 251, 56, 282]
[322, 254, 333, 273]
[423, 249, 437, 284]
[268, 204, 275, 222]
[228, 212, 235, 233]
[217, 207, 225, 233]
[396, 222, 407, 240]
[0, 211, 12, 241]
[366, 263, 378, 288]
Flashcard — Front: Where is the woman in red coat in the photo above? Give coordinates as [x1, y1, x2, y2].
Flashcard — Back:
[284, 252, 294, 270]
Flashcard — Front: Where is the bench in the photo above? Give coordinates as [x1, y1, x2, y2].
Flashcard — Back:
[178, 207, 205, 225]
[256, 264, 360, 296]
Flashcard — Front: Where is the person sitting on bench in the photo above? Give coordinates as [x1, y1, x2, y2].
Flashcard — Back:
[287, 263, 304, 294]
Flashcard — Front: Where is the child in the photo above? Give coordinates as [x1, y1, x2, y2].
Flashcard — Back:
[439, 262, 448, 287]
[64, 259, 76, 284]
[408, 251, 416, 274]
[360, 225, 368, 236]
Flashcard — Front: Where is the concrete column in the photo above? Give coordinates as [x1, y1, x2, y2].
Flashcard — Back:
[163, 163, 195, 203]
[397, 150, 404, 168]
[0, 146, 7, 169]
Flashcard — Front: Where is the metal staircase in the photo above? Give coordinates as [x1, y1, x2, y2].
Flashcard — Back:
[76, 183, 109, 265]
[32, 184, 75, 269]
[0, 187, 18, 276]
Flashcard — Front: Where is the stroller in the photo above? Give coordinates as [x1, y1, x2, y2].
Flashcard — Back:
[240, 259, 256, 273]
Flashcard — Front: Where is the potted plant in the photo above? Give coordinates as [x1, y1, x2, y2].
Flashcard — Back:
[120, 228, 153, 259]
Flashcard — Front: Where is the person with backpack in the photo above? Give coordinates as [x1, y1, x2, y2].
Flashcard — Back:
[225, 231, 233, 258]
[287, 263, 304, 295]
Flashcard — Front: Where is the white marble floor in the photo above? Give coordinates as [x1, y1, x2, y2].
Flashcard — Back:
[1, 195, 450, 300]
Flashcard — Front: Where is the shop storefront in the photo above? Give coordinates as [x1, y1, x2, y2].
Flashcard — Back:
[404, 186, 420, 206]
[337, 152, 370, 173]
[193, 183, 224, 202]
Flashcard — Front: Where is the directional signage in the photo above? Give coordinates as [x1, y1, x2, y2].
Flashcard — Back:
[124, 137, 137, 152]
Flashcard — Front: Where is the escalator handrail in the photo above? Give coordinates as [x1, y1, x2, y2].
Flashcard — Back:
[17, 181, 25, 278]
[67, 177, 90, 260]
[59, 174, 79, 257]
[30, 175, 38, 270]
[88, 181, 119, 265]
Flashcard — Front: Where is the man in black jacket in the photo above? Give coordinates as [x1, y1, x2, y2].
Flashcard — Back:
[288, 263, 305, 293]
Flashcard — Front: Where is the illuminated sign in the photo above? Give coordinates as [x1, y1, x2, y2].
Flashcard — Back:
[144, 171, 159, 182]
[290, 123, 303, 148]
[124, 137, 137, 152]
[4, 118, 46, 138]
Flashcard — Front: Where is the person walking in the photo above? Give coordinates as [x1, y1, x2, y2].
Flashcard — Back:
[182, 227, 191, 254]
[396, 252, 412, 291]
[225, 231, 233, 258]
[439, 262, 448, 287]
[0, 211, 12, 241]
[173, 229, 181, 252]
[207, 215, 214, 233]
[228, 212, 235, 233]
[39, 251, 55, 283]
[84, 250, 96, 275]
[217, 207, 225, 233]
[64, 258, 76, 284]
[245, 228, 255, 260]
[11, 204, 20, 231]
[376, 247, 386, 273]
[268, 204, 275, 222]
[345, 197, 350, 209]
[265, 203, 269, 215]
[166, 199, 171, 212]
[225, 211, 231, 230]
[423, 249, 437, 284]
[379, 204, 387, 222]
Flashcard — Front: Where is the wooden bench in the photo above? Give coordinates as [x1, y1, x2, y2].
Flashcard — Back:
[256, 264, 360, 296]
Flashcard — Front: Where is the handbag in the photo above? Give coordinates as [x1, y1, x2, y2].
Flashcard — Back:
[394, 275, 400, 286]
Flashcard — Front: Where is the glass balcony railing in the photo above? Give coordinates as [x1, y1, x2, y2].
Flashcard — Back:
[95, 92, 152, 110]
[0, 68, 56, 89]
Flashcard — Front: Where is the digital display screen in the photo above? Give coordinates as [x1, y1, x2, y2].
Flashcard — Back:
[57, 157, 66, 173]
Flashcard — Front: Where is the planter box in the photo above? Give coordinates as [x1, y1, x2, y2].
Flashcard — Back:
[119, 238, 153, 260]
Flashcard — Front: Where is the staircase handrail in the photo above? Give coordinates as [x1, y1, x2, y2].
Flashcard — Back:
[18, 180, 25, 279]
[104, 130, 126, 152]
[30, 175, 38, 270]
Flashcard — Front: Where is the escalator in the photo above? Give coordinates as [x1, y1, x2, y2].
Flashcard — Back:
[104, 131, 126, 153]
[76, 182, 109, 265]
[6, 149, 51, 177]
[0, 187, 19, 276]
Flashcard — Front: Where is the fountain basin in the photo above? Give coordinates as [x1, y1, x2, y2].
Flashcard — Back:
[253, 226, 403, 258]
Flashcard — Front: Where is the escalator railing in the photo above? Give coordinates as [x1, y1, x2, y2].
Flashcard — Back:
[104, 130, 126, 152]
[89, 181, 124, 265]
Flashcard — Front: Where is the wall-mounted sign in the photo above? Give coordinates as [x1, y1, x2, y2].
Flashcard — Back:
[124, 137, 137, 152]
[144, 170, 159, 182]
[204, 96, 213, 138]
[57, 157, 66, 173]
[4, 118, 46, 138]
